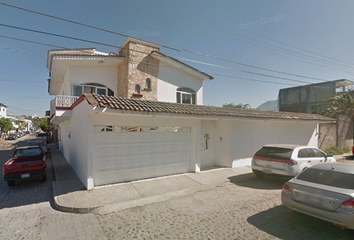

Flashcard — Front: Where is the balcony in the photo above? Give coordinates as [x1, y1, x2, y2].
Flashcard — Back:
[50, 95, 80, 124]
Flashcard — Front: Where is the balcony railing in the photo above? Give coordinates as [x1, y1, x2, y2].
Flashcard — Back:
[50, 95, 80, 118]
[56, 95, 79, 107]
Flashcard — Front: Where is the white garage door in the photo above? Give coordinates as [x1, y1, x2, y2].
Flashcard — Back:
[93, 125, 191, 186]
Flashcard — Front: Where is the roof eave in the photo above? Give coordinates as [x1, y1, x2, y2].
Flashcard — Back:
[88, 106, 334, 123]
[151, 52, 213, 81]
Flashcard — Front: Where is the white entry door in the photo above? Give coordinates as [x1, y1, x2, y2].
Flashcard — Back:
[93, 126, 191, 186]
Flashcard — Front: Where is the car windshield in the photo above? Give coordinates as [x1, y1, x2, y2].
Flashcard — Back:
[255, 147, 293, 160]
[13, 148, 43, 157]
[28, 141, 44, 147]
[297, 168, 354, 189]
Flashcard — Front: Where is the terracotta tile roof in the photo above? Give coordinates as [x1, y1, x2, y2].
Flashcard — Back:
[152, 51, 214, 80]
[83, 93, 334, 122]
[51, 53, 120, 57]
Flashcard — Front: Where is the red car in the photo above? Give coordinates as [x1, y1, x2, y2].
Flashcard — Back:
[3, 146, 47, 186]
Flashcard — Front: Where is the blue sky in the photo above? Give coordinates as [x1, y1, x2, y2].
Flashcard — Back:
[1, 0, 354, 116]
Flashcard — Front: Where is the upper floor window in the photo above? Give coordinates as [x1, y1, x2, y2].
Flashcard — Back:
[135, 84, 141, 94]
[72, 83, 114, 97]
[176, 87, 196, 104]
[145, 78, 151, 89]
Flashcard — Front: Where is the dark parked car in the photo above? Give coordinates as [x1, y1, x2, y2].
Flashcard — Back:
[37, 132, 48, 143]
[3, 146, 47, 186]
[282, 163, 354, 230]
[5, 134, 17, 140]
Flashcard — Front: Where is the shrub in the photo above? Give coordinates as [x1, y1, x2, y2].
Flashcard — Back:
[325, 146, 343, 155]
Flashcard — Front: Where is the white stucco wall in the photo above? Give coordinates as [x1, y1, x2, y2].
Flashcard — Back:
[214, 119, 319, 168]
[0, 106, 6, 118]
[157, 64, 204, 104]
[59, 65, 118, 96]
[200, 120, 216, 169]
[58, 101, 91, 188]
[58, 100, 322, 189]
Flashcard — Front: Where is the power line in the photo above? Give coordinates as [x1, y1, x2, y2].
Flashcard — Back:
[241, 28, 354, 67]
[5, 105, 47, 112]
[0, 1, 180, 52]
[0, 78, 42, 83]
[85, 0, 354, 72]
[207, 72, 296, 86]
[0, 45, 45, 57]
[155, 0, 354, 71]
[128, 59, 313, 85]
[0, 23, 121, 48]
[0, 33, 330, 85]
[3, 0, 354, 77]
[0, 25, 170, 57]
[2, 0, 352, 77]
[175, 56, 325, 82]
[0, 34, 65, 48]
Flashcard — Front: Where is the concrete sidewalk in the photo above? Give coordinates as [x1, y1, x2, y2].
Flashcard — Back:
[50, 145, 254, 215]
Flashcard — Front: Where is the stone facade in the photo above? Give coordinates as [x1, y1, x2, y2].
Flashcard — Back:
[318, 123, 336, 150]
[318, 116, 353, 151]
[117, 41, 160, 101]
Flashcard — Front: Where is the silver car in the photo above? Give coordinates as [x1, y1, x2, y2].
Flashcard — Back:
[281, 163, 354, 230]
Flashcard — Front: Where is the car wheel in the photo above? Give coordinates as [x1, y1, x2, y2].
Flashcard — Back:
[252, 169, 264, 178]
[41, 175, 47, 182]
[7, 180, 15, 186]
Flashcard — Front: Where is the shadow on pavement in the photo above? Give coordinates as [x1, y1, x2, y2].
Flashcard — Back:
[228, 173, 288, 190]
[0, 136, 55, 209]
[247, 205, 354, 240]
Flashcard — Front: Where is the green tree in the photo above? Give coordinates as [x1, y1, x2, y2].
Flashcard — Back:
[319, 92, 354, 119]
[0, 117, 13, 134]
[32, 117, 43, 130]
[39, 118, 51, 132]
[319, 91, 354, 150]
[222, 103, 251, 109]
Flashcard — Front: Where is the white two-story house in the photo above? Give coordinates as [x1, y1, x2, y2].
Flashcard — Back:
[0, 103, 7, 118]
[47, 38, 334, 190]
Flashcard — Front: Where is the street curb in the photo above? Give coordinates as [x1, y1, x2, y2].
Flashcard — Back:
[91, 184, 217, 215]
[52, 182, 97, 214]
[52, 181, 220, 214]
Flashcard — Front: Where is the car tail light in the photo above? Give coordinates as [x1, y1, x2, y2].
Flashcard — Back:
[282, 183, 292, 195]
[340, 199, 354, 210]
[3, 164, 7, 172]
[334, 222, 349, 229]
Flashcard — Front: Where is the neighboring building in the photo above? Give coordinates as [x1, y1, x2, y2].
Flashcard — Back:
[0, 103, 7, 118]
[278, 79, 354, 150]
[278, 79, 354, 114]
[47, 38, 334, 190]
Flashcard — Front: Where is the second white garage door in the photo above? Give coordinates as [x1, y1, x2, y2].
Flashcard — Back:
[93, 125, 191, 186]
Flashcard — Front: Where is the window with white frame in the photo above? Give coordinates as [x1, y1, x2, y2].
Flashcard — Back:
[176, 87, 196, 104]
[72, 83, 113, 97]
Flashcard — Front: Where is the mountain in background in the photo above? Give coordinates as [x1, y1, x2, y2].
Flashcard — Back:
[257, 100, 278, 111]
